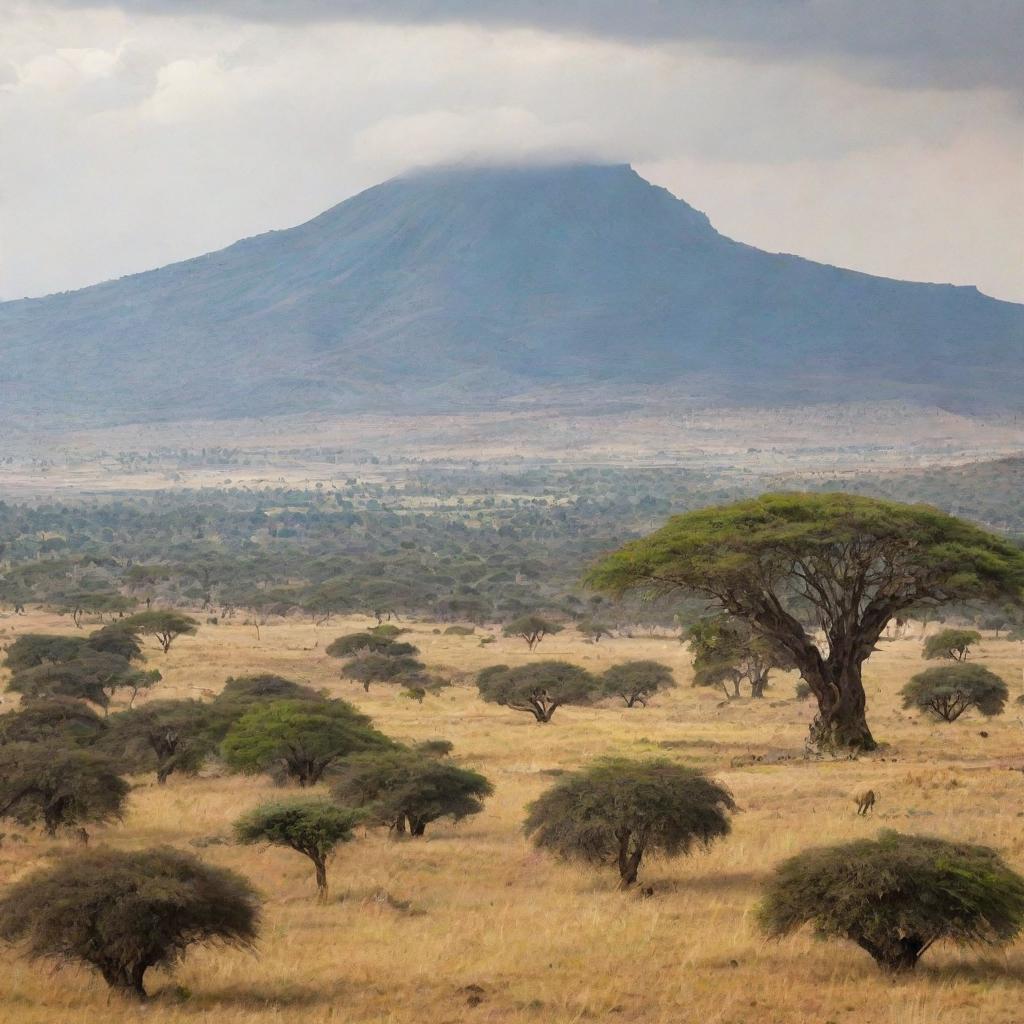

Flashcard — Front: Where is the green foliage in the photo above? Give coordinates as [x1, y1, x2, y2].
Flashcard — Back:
[104, 700, 220, 783]
[3, 633, 86, 672]
[443, 625, 475, 636]
[213, 674, 324, 717]
[85, 623, 143, 662]
[600, 660, 675, 707]
[331, 749, 492, 837]
[119, 610, 199, 653]
[0, 698, 107, 747]
[577, 620, 613, 642]
[901, 664, 1009, 722]
[502, 615, 563, 650]
[6, 652, 136, 710]
[340, 652, 428, 692]
[687, 614, 792, 699]
[415, 738, 454, 757]
[234, 799, 361, 898]
[221, 699, 391, 785]
[759, 831, 1024, 972]
[476, 661, 600, 723]
[325, 632, 418, 658]
[0, 742, 129, 835]
[0, 846, 260, 999]
[922, 628, 982, 662]
[524, 758, 735, 887]
[590, 493, 1024, 751]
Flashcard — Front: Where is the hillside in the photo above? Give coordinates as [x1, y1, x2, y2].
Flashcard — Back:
[1, 162, 1022, 424]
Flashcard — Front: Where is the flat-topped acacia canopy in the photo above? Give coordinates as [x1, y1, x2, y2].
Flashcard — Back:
[588, 492, 1024, 750]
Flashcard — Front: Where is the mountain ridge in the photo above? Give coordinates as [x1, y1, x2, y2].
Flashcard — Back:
[1, 161, 1021, 425]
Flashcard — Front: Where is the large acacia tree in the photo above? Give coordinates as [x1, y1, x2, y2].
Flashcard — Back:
[589, 493, 1024, 751]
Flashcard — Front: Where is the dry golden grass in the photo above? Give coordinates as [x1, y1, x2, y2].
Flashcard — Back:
[1, 609, 1023, 1023]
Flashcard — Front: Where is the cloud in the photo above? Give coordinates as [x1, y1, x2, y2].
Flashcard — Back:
[45, 0, 1024, 94]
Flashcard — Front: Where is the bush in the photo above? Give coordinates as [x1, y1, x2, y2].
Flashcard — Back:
[415, 738, 454, 757]
[524, 758, 735, 887]
[922, 628, 982, 662]
[901, 664, 1009, 722]
[0, 698, 107, 746]
[443, 625, 475, 636]
[331, 749, 492, 836]
[759, 831, 1024, 972]
[476, 661, 600, 723]
[215, 673, 324, 713]
[0, 846, 260, 999]
[221, 699, 391, 785]
[234, 799, 361, 899]
[0, 742, 129, 835]
[601, 660, 675, 707]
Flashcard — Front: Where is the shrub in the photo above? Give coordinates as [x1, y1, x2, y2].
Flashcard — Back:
[0, 847, 259, 999]
[476, 661, 600, 723]
[601, 660, 675, 707]
[415, 738, 454, 757]
[0, 742, 129, 835]
[443, 625, 475, 636]
[922, 628, 982, 662]
[502, 615, 563, 650]
[524, 758, 735, 887]
[901, 664, 1008, 722]
[759, 831, 1024, 972]
[0, 698, 106, 747]
[215, 673, 324, 713]
[221, 699, 391, 785]
[234, 799, 361, 899]
[331, 749, 492, 836]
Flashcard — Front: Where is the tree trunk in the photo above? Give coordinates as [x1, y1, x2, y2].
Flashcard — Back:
[806, 657, 877, 752]
[750, 673, 768, 699]
[313, 856, 328, 900]
[410, 818, 427, 837]
[616, 831, 643, 888]
[857, 935, 924, 972]
[101, 963, 148, 1000]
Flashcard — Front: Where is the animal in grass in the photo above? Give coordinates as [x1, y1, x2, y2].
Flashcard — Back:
[854, 790, 876, 816]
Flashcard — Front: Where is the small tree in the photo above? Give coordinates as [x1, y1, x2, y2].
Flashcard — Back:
[759, 831, 1024, 972]
[104, 700, 219, 783]
[234, 800, 361, 900]
[0, 743, 129, 836]
[601, 660, 676, 707]
[476, 661, 600, 723]
[901, 664, 1009, 722]
[577, 620, 613, 643]
[221, 699, 391, 786]
[0, 847, 260, 1000]
[85, 624, 143, 663]
[341, 652, 427, 692]
[502, 615, 563, 651]
[326, 632, 418, 658]
[922, 628, 982, 662]
[6, 653, 134, 710]
[687, 615, 792, 699]
[0, 698, 107, 747]
[2, 634, 85, 672]
[215, 674, 324, 713]
[331, 749, 492, 836]
[119, 610, 199, 653]
[525, 759, 735, 887]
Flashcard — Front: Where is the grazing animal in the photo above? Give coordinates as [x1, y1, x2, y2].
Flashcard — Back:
[854, 790, 876, 816]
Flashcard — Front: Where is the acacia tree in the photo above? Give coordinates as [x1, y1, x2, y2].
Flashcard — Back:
[922, 628, 982, 662]
[120, 611, 199, 653]
[600, 661, 676, 707]
[687, 615, 792, 699]
[234, 800, 361, 899]
[476, 661, 600, 723]
[104, 700, 219, 783]
[331, 749, 492, 836]
[326, 632, 418, 658]
[759, 831, 1024, 972]
[525, 759, 735, 887]
[221, 699, 391, 785]
[0, 743, 129, 835]
[6, 653, 133, 711]
[589, 493, 1024, 751]
[502, 615, 563, 651]
[0, 847, 259, 1000]
[0, 698, 107, 747]
[901, 665, 1008, 722]
[2, 634, 86, 672]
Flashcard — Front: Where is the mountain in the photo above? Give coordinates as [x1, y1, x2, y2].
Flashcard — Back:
[1, 162, 1022, 425]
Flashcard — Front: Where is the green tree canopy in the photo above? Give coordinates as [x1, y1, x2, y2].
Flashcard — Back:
[600, 660, 676, 707]
[3, 633, 86, 673]
[0, 847, 259, 1000]
[502, 615, 563, 651]
[0, 698, 107, 747]
[325, 632, 418, 658]
[901, 664, 1009, 722]
[525, 758, 735, 887]
[119, 610, 199, 653]
[330, 749, 492, 837]
[589, 493, 1024, 750]
[687, 614, 793, 699]
[759, 831, 1024, 972]
[0, 742, 129, 835]
[476, 661, 600, 723]
[341, 652, 428, 692]
[234, 799, 361, 899]
[6, 652, 136, 710]
[922, 627, 982, 662]
[221, 699, 391, 786]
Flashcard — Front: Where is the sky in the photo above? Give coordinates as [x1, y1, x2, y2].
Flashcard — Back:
[1, 1, 1021, 303]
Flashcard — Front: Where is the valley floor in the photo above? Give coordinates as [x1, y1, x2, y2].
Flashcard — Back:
[1, 611, 1023, 1024]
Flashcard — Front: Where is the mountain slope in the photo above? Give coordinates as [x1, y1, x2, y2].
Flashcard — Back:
[1, 162, 1021, 424]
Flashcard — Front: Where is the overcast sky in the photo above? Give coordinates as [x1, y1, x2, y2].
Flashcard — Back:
[2, 1, 1021, 303]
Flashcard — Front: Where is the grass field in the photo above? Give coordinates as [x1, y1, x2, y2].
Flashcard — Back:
[1, 609, 1023, 1024]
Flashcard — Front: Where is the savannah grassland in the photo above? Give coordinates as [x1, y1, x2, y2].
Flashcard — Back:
[1, 610, 1023, 1024]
